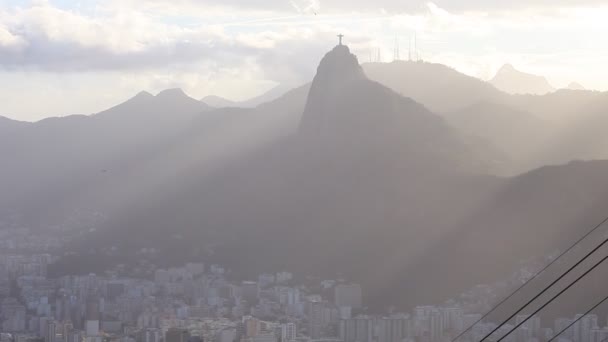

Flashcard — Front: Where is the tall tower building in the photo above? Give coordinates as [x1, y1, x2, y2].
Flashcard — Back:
[63, 322, 74, 342]
[442, 308, 463, 334]
[428, 310, 444, 342]
[308, 300, 327, 339]
[46, 320, 57, 342]
[85, 290, 100, 337]
[281, 323, 296, 342]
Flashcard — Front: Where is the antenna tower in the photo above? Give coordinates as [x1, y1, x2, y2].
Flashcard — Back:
[394, 37, 400, 61]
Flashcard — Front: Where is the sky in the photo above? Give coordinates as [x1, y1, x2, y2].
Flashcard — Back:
[1, 0, 608, 121]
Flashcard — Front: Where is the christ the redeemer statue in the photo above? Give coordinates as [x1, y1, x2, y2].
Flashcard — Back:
[337, 34, 344, 45]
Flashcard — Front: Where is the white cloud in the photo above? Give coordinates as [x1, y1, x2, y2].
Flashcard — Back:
[0, 24, 26, 49]
[104, 0, 608, 15]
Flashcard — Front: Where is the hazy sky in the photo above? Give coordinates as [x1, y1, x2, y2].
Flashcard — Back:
[1, 0, 608, 121]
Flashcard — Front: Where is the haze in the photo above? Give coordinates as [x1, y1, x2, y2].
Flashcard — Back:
[3, 1, 608, 342]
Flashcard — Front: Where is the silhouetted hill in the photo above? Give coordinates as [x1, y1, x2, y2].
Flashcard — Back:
[490, 64, 555, 95]
[0, 116, 30, 138]
[506, 89, 605, 123]
[363, 60, 505, 113]
[201, 95, 238, 108]
[62, 46, 510, 309]
[391, 159, 608, 313]
[362, 60, 608, 173]
[0, 82, 311, 223]
[446, 101, 554, 173]
[0, 115, 29, 128]
[6, 45, 608, 315]
[202, 84, 294, 108]
[241, 84, 294, 107]
[536, 92, 608, 161]
[301, 45, 493, 173]
[566, 82, 586, 90]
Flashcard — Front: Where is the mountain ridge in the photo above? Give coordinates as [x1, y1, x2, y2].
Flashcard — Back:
[202, 84, 295, 109]
[4, 45, 608, 313]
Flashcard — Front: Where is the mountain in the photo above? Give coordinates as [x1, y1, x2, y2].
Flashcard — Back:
[201, 95, 237, 108]
[7, 45, 608, 314]
[300, 45, 491, 173]
[0, 88, 212, 217]
[363, 60, 505, 113]
[446, 101, 554, 173]
[393, 159, 608, 316]
[201, 84, 294, 108]
[362, 60, 600, 125]
[97, 88, 210, 121]
[362, 60, 608, 172]
[535, 92, 608, 162]
[55, 45, 507, 307]
[490, 64, 555, 95]
[0, 115, 28, 126]
[242, 84, 294, 107]
[0, 115, 30, 133]
[567, 82, 586, 90]
[0, 84, 310, 225]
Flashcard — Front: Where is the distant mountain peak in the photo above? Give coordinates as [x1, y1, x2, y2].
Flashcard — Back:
[298, 44, 469, 159]
[313, 45, 365, 87]
[201, 95, 236, 108]
[494, 63, 524, 76]
[201, 84, 295, 109]
[491, 64, 555, 95]
[127, 91, 154, 104]
[135, 90, 154, 98]
[567, 82, 586, 90]
[498, 63, 516, 72]
[156, 88, 188, 99]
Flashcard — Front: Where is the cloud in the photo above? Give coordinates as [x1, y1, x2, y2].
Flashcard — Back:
[0, 1, 380, 87]
[0, 26, 26, 51]
[0, 3, 247, 71]
[111, 0, 608, 14]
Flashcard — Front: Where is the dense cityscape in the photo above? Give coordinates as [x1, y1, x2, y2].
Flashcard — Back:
[0, 226, 606, 342]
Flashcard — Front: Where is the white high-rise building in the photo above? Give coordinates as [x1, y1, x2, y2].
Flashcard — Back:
[573, 314, 598, 342]
[590, 327, 608, 342]
[308, 300, 326, 339]
[428, 309, 444, 342]
[515, 315, 541, 341]
[85, 320, 99, 337]
[376, 317, 411, 342]
[281, 323, 296, 342]
[442, 308, 464, 333]
[143, 329, 162, 342]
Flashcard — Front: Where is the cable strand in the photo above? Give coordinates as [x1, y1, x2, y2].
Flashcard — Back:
[495, 255, 608, 342]
[451, 215, 608, 342]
